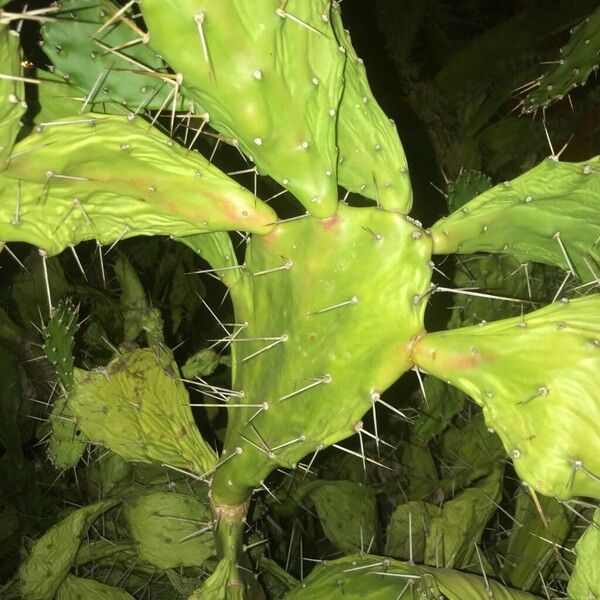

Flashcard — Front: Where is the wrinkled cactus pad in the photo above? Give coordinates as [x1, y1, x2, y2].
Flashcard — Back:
[413, 294, 600, 500]
[430, 157, 600, 283]
[0, 114, 275, 255]
[141, 0, 345, 218]
[210, 204, 433, 504]
[68, 347, 217, 477]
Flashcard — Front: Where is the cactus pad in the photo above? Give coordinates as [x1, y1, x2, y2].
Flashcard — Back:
[430, 157, 600, 283]
[19, 498, 118, 600]
[522, 7, 600, 113]
[0, 24, 25, 167]
[43, 299, 79, 388]
[210, 204, 433, 504]
[124, 490, 214, 569]
[188, 558, 244, 600]
[69, 347, 217, 477]
[47, 398, 87, 469]
[56, 575, 135, 600]
[140, 0, 345, 218]
[567, 508, 600, 600]
[284, 554, 538, 599]
[413, 294, 600, 500]
[42, 0, 188, 112]
[331, 4, 412, 212]
[0, 114, 276, 255]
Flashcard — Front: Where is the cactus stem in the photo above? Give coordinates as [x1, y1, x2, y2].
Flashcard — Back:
[276, 374, 332, 403]
[332, 443, 392, 471]
[309, 295, 358, 316]
[0, 242, 29, 272]
[239, 334, 288, 363]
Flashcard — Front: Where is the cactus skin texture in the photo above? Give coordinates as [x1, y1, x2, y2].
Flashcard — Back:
[0, 24, 26, 167]
[430, 157, 600, 283]
[140, 0, 345, 219]
[282, 554, 538, 599]
[124, 491, 215, 570]
[0, 114, 275, 255]
[56, 575, 134, 600]
[329, 4, 411, 211]
[522, 7, 600, 113]
[413, 294, 600, 500]
[18, 498, 119, 600]
[68, 347, 217, 477]
[568, 508, 600, 600]
[209, 204, 432, 505]
[41, 0, 188, 112]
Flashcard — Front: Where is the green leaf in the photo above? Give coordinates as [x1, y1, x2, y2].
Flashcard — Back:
[125, 490, 215, 569]
[18, 498, 118, 600]
[56, 574, 135, 600]
[69, 347, 218, 477]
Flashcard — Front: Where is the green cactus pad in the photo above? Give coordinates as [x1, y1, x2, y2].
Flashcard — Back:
[188, 558, 244, 600]
[18, 498, 118, 600]
[293, 480, 376, 554]
[41, 0, 189, 112]
[114, 255, 150, 343]
[210, 204, 433, 504]
[522, 7, 600, 113]
[446, 170, 493, 211]
[140, 0, 345, 218]
[0, 24, 25, 167]
[429, 157, 600, 283]
[386, 466, 502, 568]
[124, 490, 215, 569]
[284, 554, 538, 600]
[499, 491, 573, 590]
[330, 5, 412, 212]
[568, 507, 600, 600]
[0, 114, 276, 255]
[182, 348, 221, 379]
[56, 574, 135, 600]
[69, 347, 217, 477]
[47, 398, 88, 469]
[413, 294, 600, 500]
[43, 299, 79, 388]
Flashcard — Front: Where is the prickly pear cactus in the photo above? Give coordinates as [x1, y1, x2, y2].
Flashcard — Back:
[140, 0, 346, 218]
[68, 347, 217, 477]
[41, 0, 189, 112]
[0, 22, 26, 167]
[413, 294, 600, 500]
[210, 204, 433, 504]
[0, 114, 275, 255]
[430, 157, 600, 283]
[522, 7, 600, 113]
[43, 299, 79, 388]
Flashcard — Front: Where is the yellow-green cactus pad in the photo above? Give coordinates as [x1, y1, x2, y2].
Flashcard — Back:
[331, 4, 412, 212]
[413, 294, 600, 500]
[140, 0, 345, 218]
[430, 157, 600, 283]
[56, 574, 134, 600]
[211, 204, 433, 504]
[0, 114, 276, 255]
[0, 24, 25, 168]
[124, 490, 215, 569]
[568, 508, 600, 600]
[522, 7, 600, 113]
[19, 498, 118, 600]
[69, 347, 217, 477]
[42, 0, 189, 112]
[284, 554, 538, 600]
